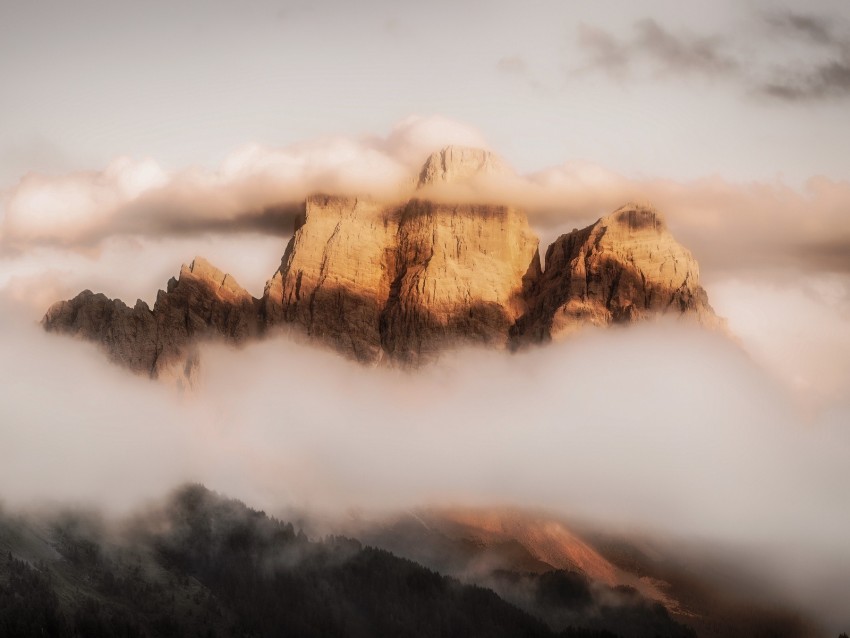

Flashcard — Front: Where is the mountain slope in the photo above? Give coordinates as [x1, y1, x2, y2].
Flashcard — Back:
[336, 507, 823, 638]
[0, 485, 693, 638]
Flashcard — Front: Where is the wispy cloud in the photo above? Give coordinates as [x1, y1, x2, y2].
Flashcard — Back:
[575, 10, 850, 103]
[495, 55, 547, 92]
[634, 18, 739, 76]
[576, 25, 630, 78]
[765, 11, 834, 43]
[496, 55, 529, 75]
[759, 10, 850, 102]
[575, 19, 738, 79]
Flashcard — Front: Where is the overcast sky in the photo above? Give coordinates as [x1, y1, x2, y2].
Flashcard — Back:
[1, 0, 849, 189]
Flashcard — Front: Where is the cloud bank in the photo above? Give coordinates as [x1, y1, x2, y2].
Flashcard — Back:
[573, 10, 850, 103]
[3, 115, 850, 281]
[0, 115, 488, 249]
[576, 19, 738, 80]
[0, 302, 848, 630]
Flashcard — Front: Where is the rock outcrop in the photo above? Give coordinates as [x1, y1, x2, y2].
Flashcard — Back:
[43, 257, 261, 381]
[513, 203, 720, 344]
[263, 194, 540, 363]
[262, 196, 399, 362]
[416, 146, 510, 188]
[42, 148, 721, 378]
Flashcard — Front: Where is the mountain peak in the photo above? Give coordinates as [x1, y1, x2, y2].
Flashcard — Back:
[512, 203, 720, 343]
[177, 257, 251, 301]
[43, 196, 721, 379]
[181, 256, 224, 281]
[416, 146, 509, 188]
[603, 203, 667, 234]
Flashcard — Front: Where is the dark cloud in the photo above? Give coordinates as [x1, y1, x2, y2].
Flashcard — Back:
[0, 205, 299, 257]
[575, 19, 739, 79]
[576, 11, 850, 103]
[758, 10, 850, 102]
[761, 48, 850, 102]
[762, 56, 850, 101]
[797, 237, 850, 272]
[634, 19, 739, 76]
[765, 11, 835, 44]
[111, 201, 301, 242]
[576, 25, 630, 77]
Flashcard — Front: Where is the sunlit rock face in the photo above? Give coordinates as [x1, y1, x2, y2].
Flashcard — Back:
[513, 204, 720, 345]
[377, 199, 540, 363]
[262, 194, 540, 364]
[262, 195, 398, 362]
[42, 148, 721, 378]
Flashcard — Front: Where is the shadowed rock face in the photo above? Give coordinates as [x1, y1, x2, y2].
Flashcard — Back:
[42, 149, 721, 380]
[42, 257, 262, 383]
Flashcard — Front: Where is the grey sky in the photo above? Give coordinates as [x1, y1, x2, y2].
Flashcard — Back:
[1, 0, 849, 192]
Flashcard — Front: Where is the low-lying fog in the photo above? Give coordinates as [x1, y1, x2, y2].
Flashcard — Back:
[1, 280, 849, 630]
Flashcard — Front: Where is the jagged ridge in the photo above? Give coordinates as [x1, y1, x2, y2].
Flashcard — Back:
[42, 148, 720, 379]
[42, 257, 262, 382]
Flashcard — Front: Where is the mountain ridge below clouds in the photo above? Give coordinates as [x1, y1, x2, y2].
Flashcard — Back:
[0, 484, 821, 638]
[41, 146, 722, 382]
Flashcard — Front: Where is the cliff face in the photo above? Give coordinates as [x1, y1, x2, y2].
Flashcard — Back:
[262, 195, 399, 362]
[377, 199, 539, 362]
[42, 148, 720, 378]
[262, 193, 540, 364]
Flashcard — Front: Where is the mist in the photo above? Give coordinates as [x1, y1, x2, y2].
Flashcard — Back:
[1, 287, 849, 630]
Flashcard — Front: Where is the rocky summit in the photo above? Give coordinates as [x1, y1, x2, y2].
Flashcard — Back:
[42, 147, 720, 380]
[416, 145, 511, 188]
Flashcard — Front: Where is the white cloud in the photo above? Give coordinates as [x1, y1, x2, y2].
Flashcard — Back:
[0, 115, 488, 248]
[380, 114, 490, 168]
[3, 115, 850, 284]
[2, 157, 168, 245]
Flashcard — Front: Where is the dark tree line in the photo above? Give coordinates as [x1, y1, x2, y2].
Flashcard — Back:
[0, 485, 693, 638]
